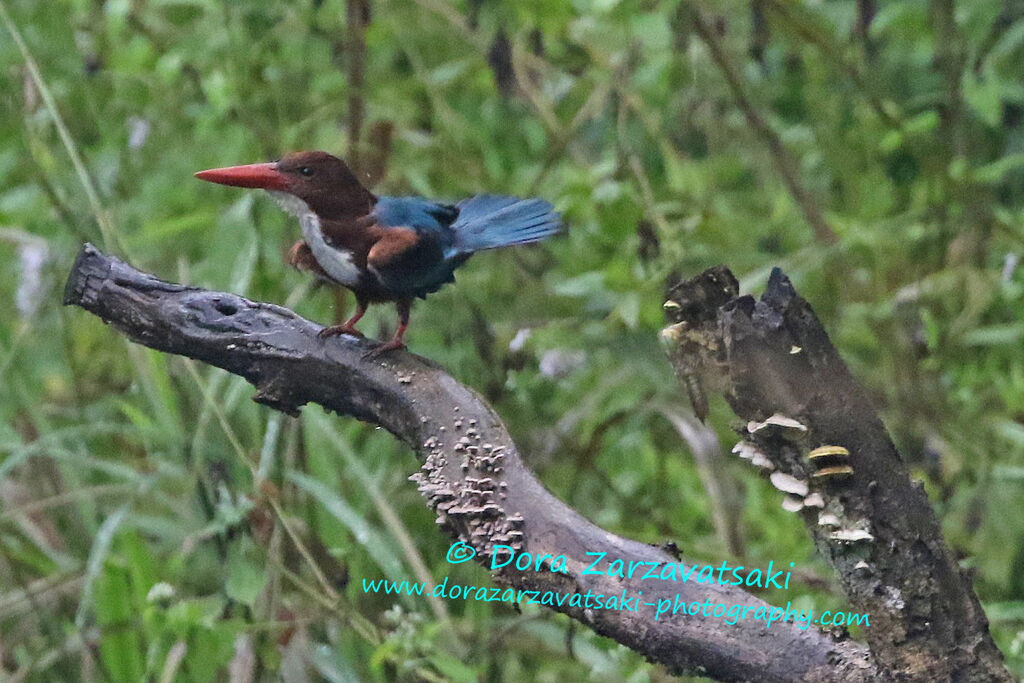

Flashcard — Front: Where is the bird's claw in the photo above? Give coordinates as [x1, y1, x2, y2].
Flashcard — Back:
[318, 324, 364, 339]
[361, 339, 407, 360]
[288, 241, 314, 271]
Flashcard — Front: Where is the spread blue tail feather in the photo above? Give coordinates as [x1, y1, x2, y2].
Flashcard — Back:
[451, 194, 561, 254]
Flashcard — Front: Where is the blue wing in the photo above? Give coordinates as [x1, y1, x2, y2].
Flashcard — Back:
[450, 195, 561, 254]
[374, 197, 458, 235]
[368, 194, 560, 298]
[370, 197, 463, 298]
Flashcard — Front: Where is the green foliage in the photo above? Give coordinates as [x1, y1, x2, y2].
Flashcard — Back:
[1, 0, 1023, 679]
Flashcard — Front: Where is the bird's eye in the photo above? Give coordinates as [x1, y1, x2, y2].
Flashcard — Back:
[300, 166, 314, 177]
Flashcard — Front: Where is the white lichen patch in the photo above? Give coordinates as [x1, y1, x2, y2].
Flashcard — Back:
[732, 441, 761, 460]
[747, 413, 808, 435]
[818, 513, 841, 528]
[882, 586, 904, 610]
[803, 492, 825, 508]
[829, 528, 874, 543]
[782, 496, 804, 512]
[770, 472, 809, 497]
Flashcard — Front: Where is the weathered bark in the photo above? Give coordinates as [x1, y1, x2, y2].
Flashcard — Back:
[64, 244, 875, 682]
[662, 266, 1011, 681]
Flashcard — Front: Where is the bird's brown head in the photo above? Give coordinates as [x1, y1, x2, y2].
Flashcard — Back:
[195, 151, 376, 219]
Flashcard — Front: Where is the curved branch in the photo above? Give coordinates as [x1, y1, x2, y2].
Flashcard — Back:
[63, 244, 874, 682]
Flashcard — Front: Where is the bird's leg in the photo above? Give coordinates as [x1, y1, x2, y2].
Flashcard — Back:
[318, 296, 368, 339]
[363, 299, 410, 359]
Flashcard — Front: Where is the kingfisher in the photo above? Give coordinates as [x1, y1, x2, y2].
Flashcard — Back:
[195, 151, 561, 357]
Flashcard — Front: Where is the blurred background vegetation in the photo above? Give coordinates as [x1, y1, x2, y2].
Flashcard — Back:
[1, 0, 1023, 680]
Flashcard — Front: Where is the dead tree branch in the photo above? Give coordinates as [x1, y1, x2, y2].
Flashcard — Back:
[662, 266, 1011, 681]
[64, 244, 874, 682]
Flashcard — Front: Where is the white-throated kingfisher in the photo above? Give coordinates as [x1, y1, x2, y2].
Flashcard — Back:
[195, 151, 561, 357]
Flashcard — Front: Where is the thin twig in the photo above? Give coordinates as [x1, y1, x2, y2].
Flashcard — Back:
[0, 0, 119, 251]
[271, 558, 380, 645]
[688, 9, 839, 244]
[182, 360, 340, 603]
[0, 484, 133, 522]
[313, 422, 458, 638]
[762, 1, 901, 130]
[345, 0, 370, 171]
[660, 407, 745, 557]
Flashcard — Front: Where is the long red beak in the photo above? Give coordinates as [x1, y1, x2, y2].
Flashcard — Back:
[194, 162, 290, 190]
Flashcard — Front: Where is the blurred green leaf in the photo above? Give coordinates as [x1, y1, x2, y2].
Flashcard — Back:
[224, 536, 267, 607]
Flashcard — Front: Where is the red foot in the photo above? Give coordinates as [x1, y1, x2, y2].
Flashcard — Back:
[318, 323, 365, 339]
[362, 338, 407, 360]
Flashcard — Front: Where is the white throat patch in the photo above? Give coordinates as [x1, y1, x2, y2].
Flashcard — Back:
[268, 191, 361, 287]
[268, 190, 311, 219]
